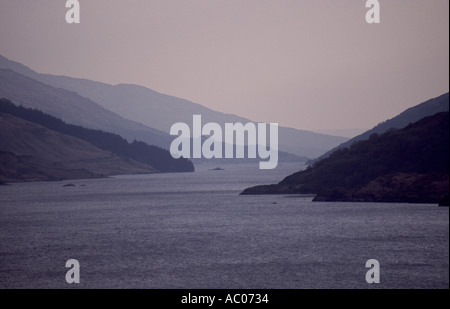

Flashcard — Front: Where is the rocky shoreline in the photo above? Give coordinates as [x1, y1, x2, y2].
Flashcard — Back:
[242, 172, 449, 205]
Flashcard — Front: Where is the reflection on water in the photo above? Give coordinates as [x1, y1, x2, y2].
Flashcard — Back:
[0, 163, 448, 289]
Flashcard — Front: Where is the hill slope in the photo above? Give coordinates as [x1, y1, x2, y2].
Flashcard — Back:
[242, 112, 449, 204]
[0, 54, 348, 158]
[0, 99, 194, 173]
[0, 113, 157, 183]
[0, 68, 173, 150]
[318, 93, 449, 160]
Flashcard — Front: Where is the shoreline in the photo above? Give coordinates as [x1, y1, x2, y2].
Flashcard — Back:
[0, 170, 187, 186]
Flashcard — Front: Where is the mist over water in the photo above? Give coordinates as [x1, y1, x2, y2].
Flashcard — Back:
[0, 163, 448, 289]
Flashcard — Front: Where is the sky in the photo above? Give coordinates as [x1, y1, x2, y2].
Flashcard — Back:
[0, 0, 448, 133]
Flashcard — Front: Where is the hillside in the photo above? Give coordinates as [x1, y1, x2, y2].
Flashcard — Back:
[317, 93, 449, 160]
[0, 68, 173, 150]
[0, 54, 348, 158]
[241, 112, 449, 204]
[0, 99, 194, 182]
[0, 113, 157, 183]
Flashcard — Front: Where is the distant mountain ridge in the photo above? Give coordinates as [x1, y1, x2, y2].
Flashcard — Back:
[0, 68, 173, 150]
[317, 93, 449, 160]
[0, 68, 306, 164]
[0, 54, 348, 159]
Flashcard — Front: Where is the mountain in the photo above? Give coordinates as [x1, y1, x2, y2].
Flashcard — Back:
[317, 93, 449, 160]
[312, 128, 367, 138]
[0, 68, 173, 150]
[0, 54, 348, 159]
[241, 112, 449, 205]
[0, 98, 194, 183]
[0, 69, 305, 165]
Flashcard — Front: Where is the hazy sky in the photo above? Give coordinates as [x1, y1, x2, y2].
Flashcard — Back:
[0, 0, 448, 132]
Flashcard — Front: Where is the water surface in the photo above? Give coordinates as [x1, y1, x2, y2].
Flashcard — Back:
[0, 163, 448, 289]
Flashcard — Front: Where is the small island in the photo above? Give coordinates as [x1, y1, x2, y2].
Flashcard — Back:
[209, 167, 225, 171]
[63, 183, 77, 187]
